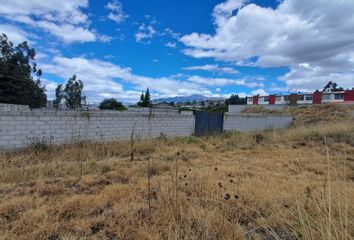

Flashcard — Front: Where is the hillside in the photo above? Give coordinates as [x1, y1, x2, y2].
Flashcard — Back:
[0, 107, 354, 239]
[242, 104, 354, 126]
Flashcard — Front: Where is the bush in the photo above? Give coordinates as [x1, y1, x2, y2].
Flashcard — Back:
[252, 133, 266, 144]
[99, 98, 126, 110]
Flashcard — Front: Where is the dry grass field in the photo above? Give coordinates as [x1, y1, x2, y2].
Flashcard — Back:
[243, 104, 354, 127]
[1, 105, 354, 240]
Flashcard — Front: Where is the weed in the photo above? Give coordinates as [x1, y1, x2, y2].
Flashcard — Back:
[1, 116, 354, 239]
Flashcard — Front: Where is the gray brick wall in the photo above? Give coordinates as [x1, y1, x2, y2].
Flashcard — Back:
[0, 103, 294, 151]
[224, 113, 293, 132]
[0, 108, 195, 151]
[0, 103, 30, 112]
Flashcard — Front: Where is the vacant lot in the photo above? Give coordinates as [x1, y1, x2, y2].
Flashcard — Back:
[1, 106, 354, 240]
[243, 103, 354, 126]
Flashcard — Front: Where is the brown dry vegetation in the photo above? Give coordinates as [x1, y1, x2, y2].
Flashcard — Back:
[242, 103, 354, 126]
[1, 106, 354, 240]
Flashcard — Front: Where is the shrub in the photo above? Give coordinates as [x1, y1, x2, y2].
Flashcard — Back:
[99, 98, 126, 110]
[252, 133, 266, 144]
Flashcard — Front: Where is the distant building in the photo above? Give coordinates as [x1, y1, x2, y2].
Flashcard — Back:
[247, 90, 354, 106]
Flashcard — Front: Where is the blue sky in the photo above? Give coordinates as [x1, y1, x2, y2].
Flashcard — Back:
[1, 0, 354, 103]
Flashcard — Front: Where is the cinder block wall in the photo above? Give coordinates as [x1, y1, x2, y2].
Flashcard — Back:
[0, 107, 195, 151]
[224, 113, 293, 132]
[228, 104, 294, 114]
[0, 103, 30, 112]
[0, 103, 295, 151]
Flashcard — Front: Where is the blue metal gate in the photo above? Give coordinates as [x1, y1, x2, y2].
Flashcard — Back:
[194, 111, 224, 136]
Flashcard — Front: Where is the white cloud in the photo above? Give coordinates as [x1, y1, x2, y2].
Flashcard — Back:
[187, 76, 263, 88]
[0, 0, 98, 44]
[183, 64, 239, 74]
[251, 89, 268, 96]
[269, 86, 289, 92]
[35, 52, 49, 61]
[106, 0, 128, 24]
[180, 0, 354, 91]
[36, 21, 96, 43]
[41, 78, 59, 99]
[98, 34, 113, 43]
[0, 0, 89, 24]
[164, 28, 181, 39]
[279, 63, 354, 92]
[40, 57, 214, 102]
[41, 57, 126, 101]
[165, 42, 177, 48]
[135, 23, 156, 43]
[0, 24, 30, 44]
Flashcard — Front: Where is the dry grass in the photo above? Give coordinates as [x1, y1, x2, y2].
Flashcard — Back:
[242, 104, 354, 126]
[1, 107, 354, 239]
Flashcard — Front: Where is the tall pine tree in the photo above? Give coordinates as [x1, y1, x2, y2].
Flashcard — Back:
[137, 88, 152, 107]
[143, 88, 152, 107]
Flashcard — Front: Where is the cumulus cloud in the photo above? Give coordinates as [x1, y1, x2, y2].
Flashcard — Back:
[0, 0, 99, 43]
[135, 23, 157, 43]
[40, 57, 213, 102]
[183, 64, 239, 74]
[36, 21, 96, 43]
[251, 89, 268, 96]
[0, 0, 89, 23]
[164, 28, 181, 39]
[165, 42, 177, 48]
[98, 34, 113, 43]
[187, 76, 263, 88]
[180, 0, 354, 91]
[105, 0, 129, 24]
[0, 24, 30, 44]
[41, 57, 127, 101]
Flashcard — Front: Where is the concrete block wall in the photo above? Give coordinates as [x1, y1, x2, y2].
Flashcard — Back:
[228, 104, 301, 113]
[0, 103, 30, 112]
[0, 103, 295, 151]
[224, 113, 293, 132]
[0, 108, 195, 151]
[228, 105, 248, 114]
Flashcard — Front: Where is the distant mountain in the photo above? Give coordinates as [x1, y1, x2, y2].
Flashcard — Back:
[152, 94, 225, 103]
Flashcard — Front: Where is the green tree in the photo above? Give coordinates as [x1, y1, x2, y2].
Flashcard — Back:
[64, 74, 85, 109]
[0, 33, 47, 108]
[99, 98, 126, 110]
[55, 74, 85, 109]
[137, 88, 152, 107]
[144, 88, 151, 106]
[53, 84, 63, 108]
[323, 81, 344, 92]
[137, 91, 144, 106]
[225, 94, 247, 105]
[323, 81, 331, 92]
